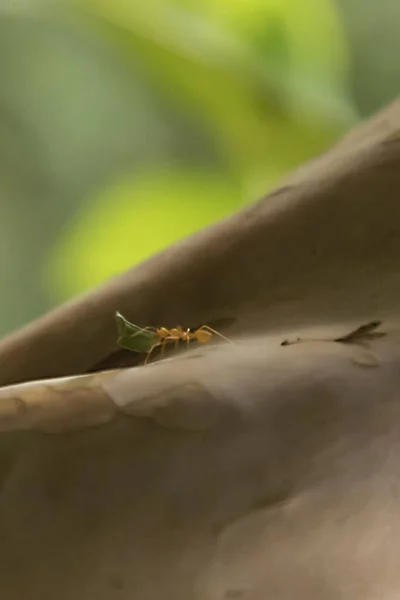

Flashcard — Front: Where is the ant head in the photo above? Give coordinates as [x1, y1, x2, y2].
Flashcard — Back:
[158, 327, 170, 339]
[196, 329, 212, 343]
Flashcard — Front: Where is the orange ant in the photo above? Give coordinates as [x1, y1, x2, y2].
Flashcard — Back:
[144, 325, 231, 364]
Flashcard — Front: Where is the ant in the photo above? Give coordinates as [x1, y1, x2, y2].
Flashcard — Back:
[144, 325, 231, 364]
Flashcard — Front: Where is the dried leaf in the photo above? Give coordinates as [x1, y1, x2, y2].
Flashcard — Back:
[334, 321, 386, 343]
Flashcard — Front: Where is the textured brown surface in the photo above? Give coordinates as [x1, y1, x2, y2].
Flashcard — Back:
[0, 101, 400, 385]
[1, 100, 400, 598]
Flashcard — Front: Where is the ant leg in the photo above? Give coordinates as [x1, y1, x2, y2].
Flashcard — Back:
[167, 329, 181, 352]
[145, 343, 160, 365]
[197, 325, 233, 343]
[160, 336, 178, 356]
[160, 339, 170, 357]
[147, 339, 172, 365]
[163, 334, 180, 353]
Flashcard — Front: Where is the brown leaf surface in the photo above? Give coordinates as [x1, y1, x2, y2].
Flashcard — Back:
[0, 100, 400, 385]
[0, 333, 400, 598]
[1, 100, 400, 599]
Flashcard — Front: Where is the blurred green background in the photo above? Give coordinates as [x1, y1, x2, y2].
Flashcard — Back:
[0, 0, 397, 336]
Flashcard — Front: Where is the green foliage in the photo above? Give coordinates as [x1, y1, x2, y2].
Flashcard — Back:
[45, 169, 243, 296]
[78, 0, 355, 176]
[44, 0, 357, 301]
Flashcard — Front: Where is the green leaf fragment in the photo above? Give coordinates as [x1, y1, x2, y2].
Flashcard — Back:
[115, 311, 158, 352]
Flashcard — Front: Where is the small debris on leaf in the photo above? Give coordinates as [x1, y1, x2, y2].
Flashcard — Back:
[281, 321, 386, 347]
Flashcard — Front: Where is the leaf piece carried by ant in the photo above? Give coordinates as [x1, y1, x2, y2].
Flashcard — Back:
[115, 312, 158, 353]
